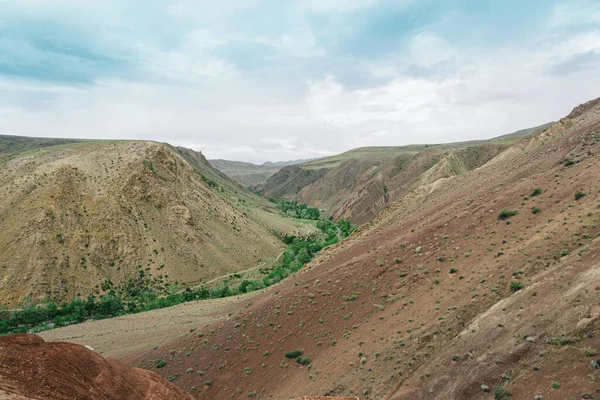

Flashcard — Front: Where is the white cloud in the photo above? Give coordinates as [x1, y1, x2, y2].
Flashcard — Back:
[1, 0, 599, 164]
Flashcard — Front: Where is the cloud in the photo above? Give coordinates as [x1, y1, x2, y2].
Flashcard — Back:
[0, 0, 599, 163]
[547, 51, 600, 76]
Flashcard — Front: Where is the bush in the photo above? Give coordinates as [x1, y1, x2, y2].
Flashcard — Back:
[530, 188, 543, 197]
[285, 350, 303, 359]
[531, 207, 540, 214]
[296, 356, 311, 365]
[498, 209, 519, 220]
[509, 281, 523, 293]
[493, 385, 512, 400]
[575, 191, 586, 200]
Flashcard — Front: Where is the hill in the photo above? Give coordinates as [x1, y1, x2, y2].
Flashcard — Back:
[0, 138, 313, 306]
[208, 159, 283, 187]
[120, 98, 600, 399]
[260, 124, 552, 223]
[0, 334, 190, 399]
[0, 135, 84, 154]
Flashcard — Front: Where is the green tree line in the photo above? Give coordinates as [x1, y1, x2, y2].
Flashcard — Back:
[0, 214, 355, 335]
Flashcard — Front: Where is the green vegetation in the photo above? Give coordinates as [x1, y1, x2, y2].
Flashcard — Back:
[509, 281, 523, 293]
[199, 173, 219, 189]
[285, 350, 303, 359]
[296, 357, 311, 365]
[498, 209, 519, 220]
[547, 336, 581, 346]
[575, 191, 586, 200]
[531, 207, 540, 214]
[0, 199, 356, 336]
[530, 188, 543, 197]
[493, 385, 512, 399]
[271, 198, 320, 220]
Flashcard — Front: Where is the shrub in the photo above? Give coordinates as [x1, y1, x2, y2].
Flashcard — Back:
[155, 359, 167, 368]
[509, 281, 523, 293]
[530, 188, 543, 197]
[531, 207, 540, 214]
[575, 191, 586, 200]
[296, 356, 311, 365]
[498, 209, 518, 220]
[547, 336, 581, 346]
[493, 385, 512, 400]
[285, 350, 303, 359]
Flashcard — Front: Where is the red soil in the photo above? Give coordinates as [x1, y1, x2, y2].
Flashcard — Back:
[0, 334, 191, 400]
[127, 98, 600, 399]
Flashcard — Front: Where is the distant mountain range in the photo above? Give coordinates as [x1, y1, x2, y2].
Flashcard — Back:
[260, 159, 314, 167]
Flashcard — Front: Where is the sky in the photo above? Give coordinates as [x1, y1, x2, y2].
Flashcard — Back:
[1, 0, 599, 163]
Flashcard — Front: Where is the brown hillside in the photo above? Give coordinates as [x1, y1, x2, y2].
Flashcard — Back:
[257, 165, 329, 198]
[0, 334, 190, 399]
[260, 125, 550, 224]
[0, 140, 308, 306]
[299, 143, 510, 224]
[128, 98, 600, 399]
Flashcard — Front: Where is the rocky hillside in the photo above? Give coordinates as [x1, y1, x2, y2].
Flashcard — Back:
[0, 334, 190, 400]
[260, 125, 551, 224]
[256, 165, 330, 199]
[128, 99, 600, 399]
[0, 139, 307, 306]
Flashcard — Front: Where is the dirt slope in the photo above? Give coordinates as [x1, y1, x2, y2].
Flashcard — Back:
[128, 98, 600, 399]
[0, 334, 191, 400]
[0, 140, 306, 306]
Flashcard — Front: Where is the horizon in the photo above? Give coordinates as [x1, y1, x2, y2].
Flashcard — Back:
[1, 0, 599, 163]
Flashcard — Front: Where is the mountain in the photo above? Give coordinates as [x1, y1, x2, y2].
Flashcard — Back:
[209, 158, 316, 188]
[0, 138, 310, 306]
[260, 123, 553, 223]
[118, 99, 600, 399]
[208, 159, 283, 187]
[261, 159, 314, 167]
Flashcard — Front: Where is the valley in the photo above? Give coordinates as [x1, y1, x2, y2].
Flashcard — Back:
[1, 100, 599, 400]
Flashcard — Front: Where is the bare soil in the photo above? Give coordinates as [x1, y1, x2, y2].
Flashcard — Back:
[0, 334, 191, 400]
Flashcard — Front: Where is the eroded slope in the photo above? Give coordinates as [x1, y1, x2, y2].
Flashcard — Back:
[129, 99, 600, 400]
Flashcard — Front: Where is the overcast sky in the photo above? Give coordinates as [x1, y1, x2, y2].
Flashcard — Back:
[1, 0, 599, 163]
